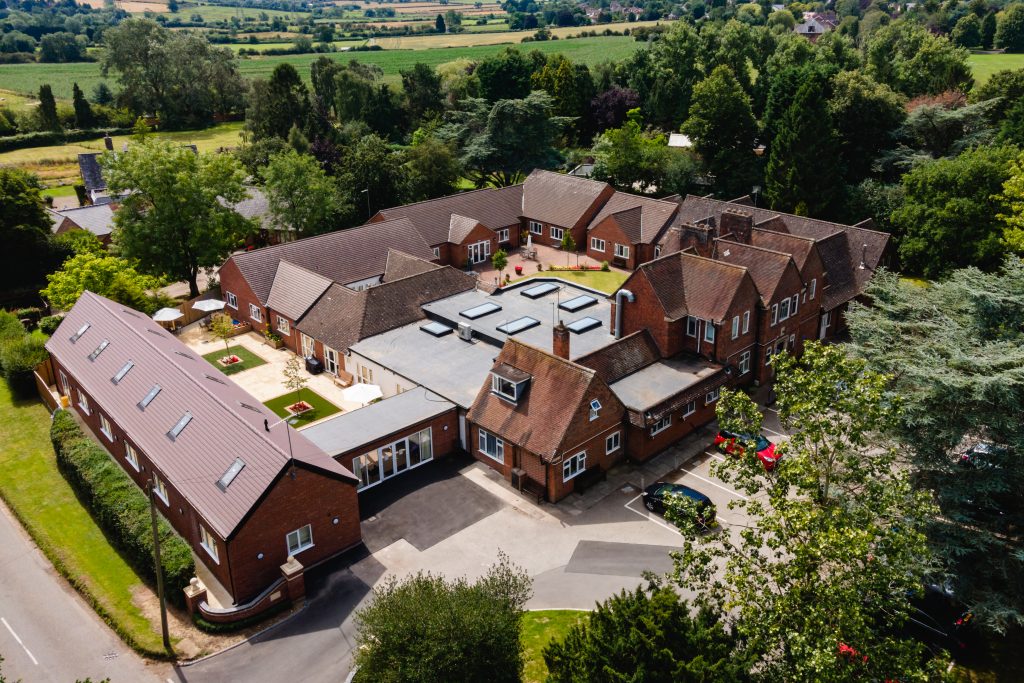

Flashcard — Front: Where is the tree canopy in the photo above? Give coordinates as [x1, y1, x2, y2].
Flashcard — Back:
[262, 149, 346, 237]
[41, 251, 165, 314]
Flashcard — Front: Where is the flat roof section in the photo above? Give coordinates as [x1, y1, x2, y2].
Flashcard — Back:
[609, 355, 723, 412]
[302, 387, 456, 457]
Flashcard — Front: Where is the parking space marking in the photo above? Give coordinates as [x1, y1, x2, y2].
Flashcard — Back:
[678, 471, 750, 501]
[2, 617, 38, 666]
[704, 450, 727, 462]
[623, 494, 681, 534]
[763, 426, 787, 438]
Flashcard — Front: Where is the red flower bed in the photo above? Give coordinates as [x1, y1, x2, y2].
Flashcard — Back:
[286, 401, 313, 415]
[218, 355, 242, 366]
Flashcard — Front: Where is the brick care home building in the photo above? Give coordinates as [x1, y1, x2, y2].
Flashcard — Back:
[45, 292, 361, 607]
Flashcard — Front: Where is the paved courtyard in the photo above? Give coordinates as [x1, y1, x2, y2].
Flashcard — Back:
[470, 242, 628, 289]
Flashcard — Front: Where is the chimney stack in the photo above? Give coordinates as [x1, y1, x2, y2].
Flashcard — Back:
[677, 221, 715, 258]
[553, 320, 570, 359]
[103, 133, 113, 151]
[720, 208, 753, 244]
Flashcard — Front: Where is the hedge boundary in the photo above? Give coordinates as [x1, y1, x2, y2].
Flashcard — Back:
[0, 127, 132, 153]
[50, 410, 194, 610]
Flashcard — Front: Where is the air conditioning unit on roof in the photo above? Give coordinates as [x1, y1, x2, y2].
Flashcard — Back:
[458, 322, 473, 342]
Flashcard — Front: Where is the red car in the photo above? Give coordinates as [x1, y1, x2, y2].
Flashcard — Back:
[714, 429, 779, 470]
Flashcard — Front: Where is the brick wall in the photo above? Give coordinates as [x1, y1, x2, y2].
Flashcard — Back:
[586, 218, 635, 269]
[549, 422, 624, 501]
[625, 391, 719, 462]
[450, 223, 499, 269]
[218, 259, 269, 336]
[333, 409, 460, 478]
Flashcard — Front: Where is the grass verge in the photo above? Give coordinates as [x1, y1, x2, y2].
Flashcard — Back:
[521, 609, 588, 683]
[201, 344, 267, 375]
[0, 381, 170, 657]
[264, 388, 341, 427]
[514, 269, 629, 294]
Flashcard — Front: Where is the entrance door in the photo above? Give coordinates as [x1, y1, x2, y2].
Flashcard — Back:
[468, 241, 490, 264]
[323, 346, 339, 375]
[379, 438, 409, 480]
[301, 334, 315, 358]
[819, 311, 831, 339]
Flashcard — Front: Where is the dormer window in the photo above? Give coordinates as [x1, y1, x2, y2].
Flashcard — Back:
[492, 374, 519, 401]
[589, 399, 601, 421]
[490, 364, 531, 403]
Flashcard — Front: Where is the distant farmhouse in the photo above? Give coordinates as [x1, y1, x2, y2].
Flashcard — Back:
[795, 11, 839, 41]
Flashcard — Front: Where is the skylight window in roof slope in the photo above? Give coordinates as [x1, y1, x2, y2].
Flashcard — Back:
[168, 411, 193, 441]
[112, 360, 134, 384]
[88, 339, 109, 361]
[70, 322, 90, 343]
[217, 458, 245, 491]
[138, 384, 161, 410]
[460, 302, 502, 320]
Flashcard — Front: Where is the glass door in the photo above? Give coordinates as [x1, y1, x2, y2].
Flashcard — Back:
[324, 347, 339, 375]
[301, 334, 315, 358]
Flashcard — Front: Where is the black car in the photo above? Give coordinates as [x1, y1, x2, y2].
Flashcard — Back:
[900, 584, 976, 658]
[959, 442, 1008, 469]
[642, 482, 716, 527]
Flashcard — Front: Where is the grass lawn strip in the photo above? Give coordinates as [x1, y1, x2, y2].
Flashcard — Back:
[0, 381, 169, 656]
[521, 609, 588, 683]
[264, 389, 342, 427]
[201, 343, 267, 375]
[514, 269, 630, 295]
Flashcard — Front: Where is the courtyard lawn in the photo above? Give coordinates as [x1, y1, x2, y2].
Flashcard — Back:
[515, 269, 630, 294]
[202, 344, 267, 376]
[521, 609, 589, 683]
[264, 389, 341, 427]
[0, 381, 169, 656]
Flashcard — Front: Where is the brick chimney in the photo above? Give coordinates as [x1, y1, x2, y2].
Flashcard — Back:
[553, 320, 570, 359]
[720, 208, 753, 244]
[103, 133, 113, 151]
[677, 221, 715, 258]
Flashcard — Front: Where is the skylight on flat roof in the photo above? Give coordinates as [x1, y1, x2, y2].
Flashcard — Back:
[138, 384, 161, 410]
[559, 295, 597, 312]
[421, 321, 453, 337]
[87, 339, 110, 361]
[216, 458, 245, 491]
[497, 317, 540, 335]
[460, 302, 502, 320]
[111, 360, 134, 385]
[521, 282, 560, 299]
[69, 322, 90, 343]
[567, 317, 602, 334]
[167, 411, 193, 440]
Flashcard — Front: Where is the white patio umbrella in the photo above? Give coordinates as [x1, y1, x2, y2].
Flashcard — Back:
[152, 307, 184, 322]
[526, 233, 532, 251]
[192, 299, 226, 313]
[342, 382, 384, 407]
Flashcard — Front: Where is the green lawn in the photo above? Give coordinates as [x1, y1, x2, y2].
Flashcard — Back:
[0, 381, 168, 655]
[521, 609, 588, 683]
[967, 52, 1024, 85]
[264, 388, 341, 427]
[201, 343, 267, 375]
[515, 269, 630, 294]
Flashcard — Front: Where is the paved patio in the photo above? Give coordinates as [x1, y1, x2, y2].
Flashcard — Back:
[470, 243, 627, 289]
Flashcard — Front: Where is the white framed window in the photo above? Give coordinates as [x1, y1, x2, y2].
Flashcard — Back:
[686, 316, 698, 337]
[286, 524, 313, 556]
[779, 298, 790, 322]
[153, 475, 168, 505]
[791, 294, 799, 316]
[99, 413, 114, 441]
[606, 431, 621, 454]
[478, 429, 504, 463]
[77, 389, 90, 415]
[498, 228, 509, 242]
[200, 525, 219, 563]
[614, 243, 630, 259]
[703, 322, 715, 343]
[706, 387, 720, 404]
[589, 398, 601, 421]
[529, 220, 543, 235]
[323, 346, 339, 375]
[682, 400, 696, 417]
[225, 291, 237, 309]
[249, 303, 262, 323]
[809, 278, 817, 300]
[654, 246, 662, 257]
[276, 315, 290, 336]
[771, 304, 779, 326]
[650, 415, 672, 436]
[550, 226, 565, 241]
[742, 310, 750, 334]
[562, 451, 586, 482]
[358, 365, 373, 383]
[739, 350, 751, 375]
[731, 315, 740, 340]
[491, 373, 519, 402]
[124, 442, 140, 471]
[591, 237, 606, 252]
[433, 246, 440, 258]
[59, 370, 70, 397]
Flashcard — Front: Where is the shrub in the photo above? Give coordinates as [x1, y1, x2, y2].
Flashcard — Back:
[50, 410, 194, 607]
[15, 307, 42, 322]
[601, 260, 610, 272]
[38, 315, 64, 336]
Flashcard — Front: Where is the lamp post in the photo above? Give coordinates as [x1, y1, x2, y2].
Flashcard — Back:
[752, 185, 762, 208]
[147, 479, 172, 653]
[360, 188, 370, 219]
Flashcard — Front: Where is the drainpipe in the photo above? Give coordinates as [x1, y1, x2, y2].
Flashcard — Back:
[614, 289, 635, 339]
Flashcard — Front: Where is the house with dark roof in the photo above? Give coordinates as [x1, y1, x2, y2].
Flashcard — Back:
[584, 192, 678, 269]
[48, 203, 116, 245]
[522, 170, 615, 250]
[45, 292, 361, 608]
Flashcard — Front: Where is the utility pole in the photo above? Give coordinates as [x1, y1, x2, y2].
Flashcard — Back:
[148, 480, 172, 653]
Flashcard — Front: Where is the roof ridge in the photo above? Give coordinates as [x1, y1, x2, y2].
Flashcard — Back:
[505, 337, 596, 378]
[678, 250, 749, 273]
[717, 239, 794, 260]
[751, 226, 816, 243]
[378, 185, 523, 215]
[232, 217, 415, 266]
[276, 258, 334, 282]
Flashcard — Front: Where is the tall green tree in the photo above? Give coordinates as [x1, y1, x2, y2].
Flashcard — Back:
[591, 109, 670, 194]
[400, 62, 444, 126]
[619, 21, 700, 128]
[673, 343, 940, 682]
[765, 75, 843, 216]
[681, 65, 759, 199]
[71, 82, 94, 129]
[951, 13, 983, 48]
[893, 144, 1018, 277]
[982, 11, 998, 49]
[102, 139, 251, 297]
[37, 84, 61, 131]
[999, 149, 1024, 250]
[531, 55, 595, 142]
[246, 63, 309, 141]
[969, 67, 1024, 123]
[262, 150, 347, 237]
[405, 134, 462, 201]
[41, 251, 165, 314]
[339, 134, 409, 219]
[996, 3, 1024, 52]
[0, 168, 68, 297]
[865, 22, 973, 97]
[848, 265, 1024, 632]
[474, 48, 533, 102]
[827, 71, 906, 182]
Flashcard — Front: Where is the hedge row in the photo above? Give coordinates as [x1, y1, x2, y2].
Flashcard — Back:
[50, 410, 194, 608]
[0, 127, 132, 153]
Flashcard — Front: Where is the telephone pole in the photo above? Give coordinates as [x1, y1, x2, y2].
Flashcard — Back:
[148, 480, 172, 653]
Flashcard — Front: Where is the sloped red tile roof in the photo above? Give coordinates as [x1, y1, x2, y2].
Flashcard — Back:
[715, 240, 799, 304]
[383, 250, 441, 282]
[587, 191, 678, 244]
[749, 227, 817, 270]
[522, 169, 612, 228]
[375, 185, 523, 247]
[266, 260, 333, 321]
[634, 251, 749, 322]
[575, 330, 661, 384]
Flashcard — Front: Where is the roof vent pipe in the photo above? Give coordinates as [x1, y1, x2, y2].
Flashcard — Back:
[614, 289, 635, 339]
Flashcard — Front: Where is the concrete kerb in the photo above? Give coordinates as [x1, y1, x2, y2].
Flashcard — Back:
[174, 600, 309, 668]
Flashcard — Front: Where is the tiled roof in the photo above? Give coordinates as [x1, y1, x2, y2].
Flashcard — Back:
[52, 203, 115, 238]
[266, 260, 333, 321]
[45, 292, 355, 539]
[223, 218, 437, 304]
[575, 330, 660, 384]
[383, 250, 440, 282]
[715, 240, 798, 304]
[587, 192, 678, 244]
[634, 251, 749, 322]
[297, 265, 476, 352]
[78, 153, 105, 191]
[522, 169, 612, 228]
[750, 227, 816, 270]
[375, 186, 523, 246]
[467, 339, 604, 462]
[448, 214, 488, 244]
[223, 186, 281, 233]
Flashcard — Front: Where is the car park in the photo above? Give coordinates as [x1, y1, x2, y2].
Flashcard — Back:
[714, 429, 780, 470]
[642, 482, 716, 527]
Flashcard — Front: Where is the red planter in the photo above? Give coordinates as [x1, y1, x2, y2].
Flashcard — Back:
[514, 265, 523, 275]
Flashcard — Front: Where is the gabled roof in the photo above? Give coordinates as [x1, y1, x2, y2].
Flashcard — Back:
[383, 249, 441, 282]
[222, 186, 281, 233]
[522, 169, 612, 228]
[45, 292, 356, 539]
[266, 260, 333, 321]
[587, 191, 678, 244]
[575, 330, 661, 384]
[632, 251, 749, 323]
[750, 227, 817, 270]
[297, 265, 477, 353]
[223, 218, 437, 305]
[375, 185, 523, 246]
[448, 214, 490, 244]
[78, 153, 105, 192]
[715, 240, 799, 304]
[467, 339, 609, 462]
[51, 203, 116, 238]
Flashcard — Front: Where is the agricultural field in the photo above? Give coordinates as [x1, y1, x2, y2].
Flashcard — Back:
[369, 20, 665, 49]
[967, 52, 1024, 84]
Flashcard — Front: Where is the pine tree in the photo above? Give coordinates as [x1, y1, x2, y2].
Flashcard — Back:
[435, 13, 446, 33]
[37, 84, 61, 132]
[765, 76, 842, 216]
[72, 82, 94, 129]
[982, 12, 998, 49]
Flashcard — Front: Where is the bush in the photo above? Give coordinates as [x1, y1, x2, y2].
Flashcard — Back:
[601, 260, 610, 271]
[15, 307, 42, 322]
[50, 411, 194, 607]
[0, 127, 132, 153]
[39, 314, 64, 336]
